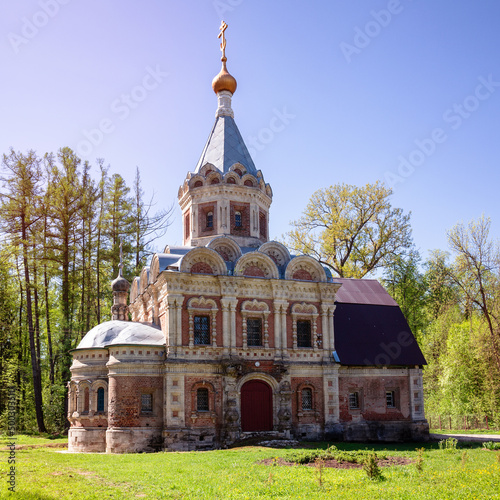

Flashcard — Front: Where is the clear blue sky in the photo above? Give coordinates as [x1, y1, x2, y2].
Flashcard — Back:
[1, 0, 499, 265]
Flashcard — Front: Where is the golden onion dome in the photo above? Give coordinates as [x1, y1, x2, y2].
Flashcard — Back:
[212, 57, 237, 94]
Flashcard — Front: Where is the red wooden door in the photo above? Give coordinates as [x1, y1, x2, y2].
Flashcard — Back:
[241, 380, 273, 432]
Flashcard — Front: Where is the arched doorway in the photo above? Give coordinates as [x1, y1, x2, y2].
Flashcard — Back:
[240, 380, 273, 432]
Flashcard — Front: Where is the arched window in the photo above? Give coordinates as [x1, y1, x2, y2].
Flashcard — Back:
[206, 211, 213, 229]
[235, 211, 242, 228]
[83, 387, 90, 413]
[97, 387, 105, 412]
[197, 388, 209, 411]
[302, 388, 313, 410]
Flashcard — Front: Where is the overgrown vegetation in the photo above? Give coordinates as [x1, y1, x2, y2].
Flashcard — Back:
[287, 444, 387, 465]
[438, 437, 458, 450]
[483, 441, 500, 450]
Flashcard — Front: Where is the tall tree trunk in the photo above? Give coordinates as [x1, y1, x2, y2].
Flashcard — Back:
[22, 220, 46, 433]
[43, 213, 55, 386]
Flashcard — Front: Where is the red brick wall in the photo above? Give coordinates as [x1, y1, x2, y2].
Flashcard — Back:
[108, 375, 163, 427]
[229, 202, 250, 237]
[292, 269, 313, 281]
[184, 376, 223, 428]
[338, 375, 411, 422]
[259, 210, 267, 240]
[198, 202, 217, 237]
[242, 265, 265, 278]
[291, 377, 325, 426]
[190, 262, 214, 274]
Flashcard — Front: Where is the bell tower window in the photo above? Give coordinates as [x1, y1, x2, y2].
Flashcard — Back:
[206, 211, 213, 229]
[235, 211, 242, 228]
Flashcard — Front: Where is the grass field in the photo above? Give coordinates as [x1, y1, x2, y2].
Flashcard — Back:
[430, 428, 500, 435]
[1, 436, 500, 499]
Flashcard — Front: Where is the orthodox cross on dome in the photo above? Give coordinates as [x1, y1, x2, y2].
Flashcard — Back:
[218, 21, 228, 61]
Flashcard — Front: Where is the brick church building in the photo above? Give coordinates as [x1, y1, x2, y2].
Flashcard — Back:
[67, 25, 428, 453]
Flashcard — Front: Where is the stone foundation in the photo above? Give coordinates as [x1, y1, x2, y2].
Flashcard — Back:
[68, 427, 107, 452]
[106, 427, 162, 453]
[163, 427, 219, 451]
[342, 420, 429, 442]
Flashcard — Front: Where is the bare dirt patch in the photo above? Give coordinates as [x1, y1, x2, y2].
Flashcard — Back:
[260, 456, 412, 469]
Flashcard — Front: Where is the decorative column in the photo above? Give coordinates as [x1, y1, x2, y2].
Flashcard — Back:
[321, 305, 329, 357]
[230, 300, 237, 351]
[273, 301, 282, 356]
[329, 305, 336, 351]
[280, 302, 288, 357]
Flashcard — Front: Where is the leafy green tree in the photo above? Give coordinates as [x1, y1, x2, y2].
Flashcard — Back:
[287, 181, 412, 278]
[104, 173, 134, 279]
[44, 148, 87, 382]
[424, 250, 457, 320]
[382, 250, 428, 338]
[447, 215, 500, 372]
[0, 148, 46, 432]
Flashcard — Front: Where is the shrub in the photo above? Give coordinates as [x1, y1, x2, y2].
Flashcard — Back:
[286, 445, 387, 465]
[415, 447, 425, 472]
[438, 437, 458, 450]
[482, 441, 500, 451]
[363, 452, 383, 480]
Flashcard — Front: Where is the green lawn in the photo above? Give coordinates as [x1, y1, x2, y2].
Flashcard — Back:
[430, 428, 500, 435]
[1, 439, 499, 499]
[1, 434, 68, 446]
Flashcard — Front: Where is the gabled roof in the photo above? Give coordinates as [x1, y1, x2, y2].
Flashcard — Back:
[334, 278, 398, 306]
[194, 115, 256, 175]
[332, 278, 426, 366]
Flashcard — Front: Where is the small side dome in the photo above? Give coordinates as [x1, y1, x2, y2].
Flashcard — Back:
[111, 274, 130, 292]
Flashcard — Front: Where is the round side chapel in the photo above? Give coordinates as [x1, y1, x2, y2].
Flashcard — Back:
[68, 23, 429, 453]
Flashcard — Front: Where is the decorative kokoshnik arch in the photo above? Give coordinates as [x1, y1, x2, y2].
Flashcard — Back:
[179, 247, 227, 275]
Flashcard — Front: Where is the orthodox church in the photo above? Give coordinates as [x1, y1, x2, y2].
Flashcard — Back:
[68, 24, 428, 453]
